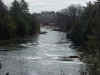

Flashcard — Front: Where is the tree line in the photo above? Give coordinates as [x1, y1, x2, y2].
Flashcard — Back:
[55, 0, 100, 74]
[0, 0, 40, 40]
[55, 0, 100, 46]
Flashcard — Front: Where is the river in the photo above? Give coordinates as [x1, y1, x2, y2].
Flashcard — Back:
[0, 27, 89, 75]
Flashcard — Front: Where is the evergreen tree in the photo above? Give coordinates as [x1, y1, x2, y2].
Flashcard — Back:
[0, 0, 9, 39]
[9, 0, 40, 37]
[10, 0, 27, 37]
[20, 0, 29, 14]
[10, 0, 21, 16]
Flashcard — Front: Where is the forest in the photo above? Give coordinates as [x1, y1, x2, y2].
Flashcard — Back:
[55, 0, 100, 74]
[0, 0, 40, 40]
[0, 0, 100, 74]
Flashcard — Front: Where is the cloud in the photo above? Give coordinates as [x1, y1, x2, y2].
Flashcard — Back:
[2, 0, 96, 13]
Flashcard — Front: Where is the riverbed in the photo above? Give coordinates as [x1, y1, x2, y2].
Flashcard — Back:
[0, 27, 88, 75]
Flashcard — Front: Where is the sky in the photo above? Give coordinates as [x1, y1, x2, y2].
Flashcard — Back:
[3, 0, 96, 13]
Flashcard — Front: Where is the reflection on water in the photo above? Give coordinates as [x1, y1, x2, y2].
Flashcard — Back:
[0, 28, 88, 75]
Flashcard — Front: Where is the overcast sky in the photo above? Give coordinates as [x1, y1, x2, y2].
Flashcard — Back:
[3, 0, 96, 13]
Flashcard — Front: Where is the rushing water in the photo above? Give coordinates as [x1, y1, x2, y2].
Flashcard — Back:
[0, 27, 88, 75]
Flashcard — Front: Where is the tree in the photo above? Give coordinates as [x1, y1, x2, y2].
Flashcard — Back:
[20, 0, 29, 14]
[9, 0, 40, 37]
[0, 0, 9, 39]
[10, 0, 21, 16]
[10, 0, 27, 37]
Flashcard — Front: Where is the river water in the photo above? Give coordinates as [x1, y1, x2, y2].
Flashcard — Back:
[0, 28, 88, 75]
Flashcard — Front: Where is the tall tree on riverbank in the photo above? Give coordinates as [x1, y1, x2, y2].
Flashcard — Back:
[9, 0, 40, 37]
[20, 0, 40, 35]
[0, 0, 9, 39]
[20, 0, 29, 13]
[10, 0, 27, 37]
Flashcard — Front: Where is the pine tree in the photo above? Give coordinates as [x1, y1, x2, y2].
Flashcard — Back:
[10, 0, 26, 37]
[20, 0, 29, 14]
[0, 0, 9, 39]
[10, 0, 21, 16]
[0, 0, 7, 13]
[9, 0, 40, 37]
